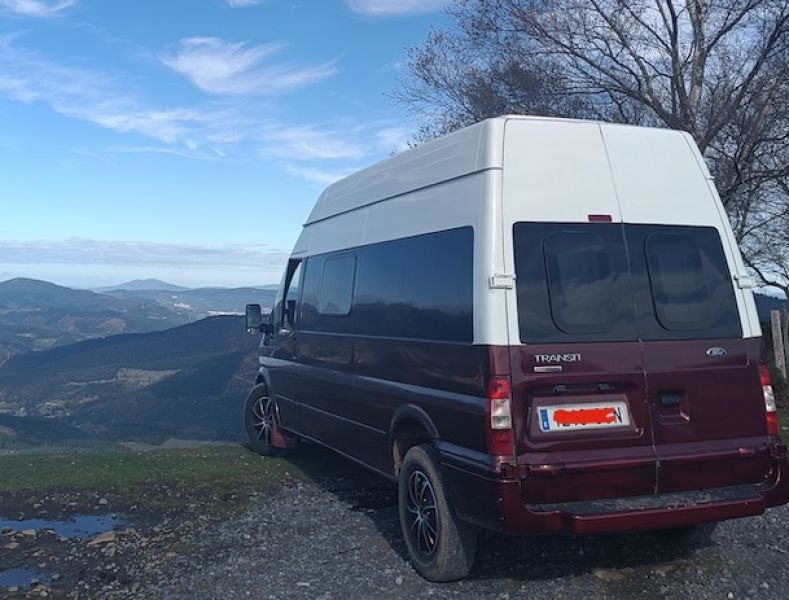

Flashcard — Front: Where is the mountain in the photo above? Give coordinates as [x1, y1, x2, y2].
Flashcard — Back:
[98, 279, 189, 292]
[0, 315, 259, 444]
[0, 278, 189, 364]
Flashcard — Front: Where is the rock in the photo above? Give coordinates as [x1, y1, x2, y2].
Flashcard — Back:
[98, 498, 108, 506]
[165, 552, 177, 559]
[21, 529, 37, 537]
[88, 531, 117, 546]
[1, 526, 12, 534]
[592, 568, 626, 582]
[4, 542, 19, 550]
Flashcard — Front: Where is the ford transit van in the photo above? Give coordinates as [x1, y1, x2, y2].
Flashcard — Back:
[243, 116, 789, 582]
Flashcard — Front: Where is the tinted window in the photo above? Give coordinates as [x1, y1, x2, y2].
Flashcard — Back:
[628, 225, 741, 339]
[301, 252, 356, 333]
[514, 223, 637, 343]
[319, 256, 355, 316]
[545, 231, 618, 333]
[354, 227, 473, 342]
[273, 260, 303, 331]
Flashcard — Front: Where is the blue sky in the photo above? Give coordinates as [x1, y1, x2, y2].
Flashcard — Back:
[0, 0, 447, 288]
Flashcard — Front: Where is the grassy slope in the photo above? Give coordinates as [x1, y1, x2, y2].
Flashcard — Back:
[0, 445, 295, 495]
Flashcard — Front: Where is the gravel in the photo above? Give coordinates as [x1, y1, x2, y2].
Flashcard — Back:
[131, 452, 789, 600]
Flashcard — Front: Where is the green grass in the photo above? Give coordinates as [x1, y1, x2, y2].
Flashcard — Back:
[0, 445, 297, 496]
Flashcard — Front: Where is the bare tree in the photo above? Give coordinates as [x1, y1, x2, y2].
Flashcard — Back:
[396, 0, 789, 294]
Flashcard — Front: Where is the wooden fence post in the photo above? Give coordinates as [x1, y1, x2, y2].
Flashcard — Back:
[771, 310, 788, 380]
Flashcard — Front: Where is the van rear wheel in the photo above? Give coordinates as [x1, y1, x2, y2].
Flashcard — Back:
[398, 444, 478, 582]
[243, 385, 298, 457]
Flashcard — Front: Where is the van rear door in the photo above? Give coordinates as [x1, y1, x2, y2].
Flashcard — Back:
[511, 222, 657, 505]
[625, 225, 772, 493]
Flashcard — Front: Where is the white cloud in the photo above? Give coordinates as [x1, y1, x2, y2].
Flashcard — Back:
[259, 121, 411, 161]
[346, 0, 446, 17]
[224, 0, 264, 6]
[160, 37, 336, 96]
[260, 124, 368, 161]
[0, 35, 213, 144]
[375, 126, 411, 154]
[0, 0, 75, 17]
[282, 163, 350, 186]
[0, 36, 413, 185]
[0, 238, 289, 271]
[102, 145, 221, 161]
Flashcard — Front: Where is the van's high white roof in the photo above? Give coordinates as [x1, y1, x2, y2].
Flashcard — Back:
[304, 115, 675, 225]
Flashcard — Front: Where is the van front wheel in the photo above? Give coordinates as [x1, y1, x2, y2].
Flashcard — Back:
[243, 385, 298, 457]
[398, 444, 478, 582]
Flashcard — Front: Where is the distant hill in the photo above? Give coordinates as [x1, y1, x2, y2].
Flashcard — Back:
[0, 315, 259, 443]
[0, 278, 189, 365]
[98, 279, 189, 292]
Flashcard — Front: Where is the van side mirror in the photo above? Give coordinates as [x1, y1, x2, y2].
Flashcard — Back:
[246, 304, 272, 335]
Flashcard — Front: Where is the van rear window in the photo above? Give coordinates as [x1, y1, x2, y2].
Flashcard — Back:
[513, 223, 742, 343]
[513, 223, 637, 343]
[628, 225, 742, 340]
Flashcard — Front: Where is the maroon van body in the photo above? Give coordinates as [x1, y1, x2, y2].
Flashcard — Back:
[439, 341, 789, 536]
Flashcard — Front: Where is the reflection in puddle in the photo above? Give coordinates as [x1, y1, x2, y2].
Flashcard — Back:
[0, 513, 125, 539]
[0, 568, 49, 588]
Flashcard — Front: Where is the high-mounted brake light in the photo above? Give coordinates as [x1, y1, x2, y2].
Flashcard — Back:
[486, 376, 514, 455]
[760, 365, 779, 437]
[588, 214, 613, 222]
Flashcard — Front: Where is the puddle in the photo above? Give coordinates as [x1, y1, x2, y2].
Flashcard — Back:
[0, 568, 49, 588]
[0, 513, 125, 539]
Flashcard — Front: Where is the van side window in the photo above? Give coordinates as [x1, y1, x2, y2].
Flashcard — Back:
[274, 259, 302, 331]
[354, 227, 473, 342]
[300, 253, 357, 333]
[319, 256, 356, 316]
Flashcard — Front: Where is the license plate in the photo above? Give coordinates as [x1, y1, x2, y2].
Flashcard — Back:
[538, 401, 630, 432]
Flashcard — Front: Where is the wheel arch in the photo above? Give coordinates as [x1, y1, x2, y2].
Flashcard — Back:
[255, 367, 271, 389]
[389, 404, 440, 476]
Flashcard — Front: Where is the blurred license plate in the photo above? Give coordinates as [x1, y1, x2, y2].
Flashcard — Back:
[538, 401, 630, 432]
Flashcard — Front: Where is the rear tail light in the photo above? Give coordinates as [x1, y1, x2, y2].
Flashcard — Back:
[760, 365, 779, 436]
[486, 376, 514, 455]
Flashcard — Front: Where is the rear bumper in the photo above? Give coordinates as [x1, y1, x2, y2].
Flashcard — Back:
[442, 441, 789, 535]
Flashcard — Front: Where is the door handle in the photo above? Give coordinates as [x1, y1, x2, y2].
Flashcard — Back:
[658, 393, 681, 407]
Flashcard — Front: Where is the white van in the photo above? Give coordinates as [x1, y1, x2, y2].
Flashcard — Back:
[245, 116, 788, 582]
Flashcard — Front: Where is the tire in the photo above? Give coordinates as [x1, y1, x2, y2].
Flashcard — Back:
[243, 384, 298, 457]
[654, 521, 717, 547]
[398, 444, 478, 582]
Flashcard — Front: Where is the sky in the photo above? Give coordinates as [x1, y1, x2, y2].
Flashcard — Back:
[0, 0, 448, 288]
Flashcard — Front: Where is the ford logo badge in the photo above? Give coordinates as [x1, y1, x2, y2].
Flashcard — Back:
[706, 347, 727, 358]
